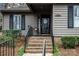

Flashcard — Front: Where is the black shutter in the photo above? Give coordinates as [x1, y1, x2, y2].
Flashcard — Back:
[68, 5, 74, 28]
[21, 15, 25, 30]
[9, 14, 13, 29]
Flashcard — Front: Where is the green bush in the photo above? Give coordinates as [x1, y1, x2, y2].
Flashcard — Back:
[61, 36, 76, 49]
[2, 30, 21, 38]
[0, 35, 12, 43]
[76, 36, 79, 45]
[53, 44, 61, 56]
[0, 30, 21, 47]
[18, 47, 24, 56]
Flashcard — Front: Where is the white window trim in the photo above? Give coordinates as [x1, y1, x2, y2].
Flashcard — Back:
[13, 15, 21, 30]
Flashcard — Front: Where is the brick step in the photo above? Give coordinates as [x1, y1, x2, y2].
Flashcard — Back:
[25, 49, 52, 53]
[28, 44, 52, 46]
[28, 43, 52, 46]
[25, 36, 52, 54]
[30, 36, 51, 38]
[28, 38, 52, 40]
[28, 40, 52, 43]
[26, 48, 52, 51]
[29, 38, 52, 41]
[28, 42, 52, 45]
[29, 38, 51, 40]
[26, 47, 52, 49]
[28, 45, 52, 47]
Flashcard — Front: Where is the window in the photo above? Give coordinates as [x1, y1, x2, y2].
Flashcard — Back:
[13, 15, 21, 30]
[74, 6, 79, 27]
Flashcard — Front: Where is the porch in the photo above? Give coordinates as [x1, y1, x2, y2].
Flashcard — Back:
[27, 4, 53, 36]
[0, 4, 53, 56]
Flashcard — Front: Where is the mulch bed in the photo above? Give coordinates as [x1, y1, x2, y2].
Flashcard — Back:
[59, 45, 79, 56]
[15, 36, 25, 56]
[54, 38, 79, 56]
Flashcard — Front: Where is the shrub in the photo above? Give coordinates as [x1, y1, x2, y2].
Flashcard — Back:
[18, 47, 24, 56]
[53, 44, 61, 56]
[61, 36, 76, 49]
[0, 30, 21, 47]
[75, 36, 79, 45]
[2, 30, 21, 39]
[0, 35, 12, 43]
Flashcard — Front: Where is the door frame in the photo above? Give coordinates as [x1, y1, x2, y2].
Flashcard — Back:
[40, 15, 51, 34]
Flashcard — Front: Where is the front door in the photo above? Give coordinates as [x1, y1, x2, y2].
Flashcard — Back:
[40, 17, 50, 34]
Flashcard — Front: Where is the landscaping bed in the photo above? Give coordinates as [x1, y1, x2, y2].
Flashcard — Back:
[54, 36, 79, 56]
[15, 36, 25, 56]
[0, 30, 25, 56]
[0, 36, 25, 56]
[59, 45, 79, 56]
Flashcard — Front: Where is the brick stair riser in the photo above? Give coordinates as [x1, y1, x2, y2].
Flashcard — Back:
[27, 47, 52, 49]
[29, 37, 51, 38]
[28, 38, 52, 40]
[28, 43, 52, 45]
[28, 40, 52, 43]
[27, 45, 52, 47]
[29, 37, 51, 39]
[26, 48, 52, 50]
[25, 50, 52, 53]
[26, 49, 52, 51]
[28, 44, 52, 46]
[25, 36, 52, 54]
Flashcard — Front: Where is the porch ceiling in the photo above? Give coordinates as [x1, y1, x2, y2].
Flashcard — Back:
[27, 3, 53, 15]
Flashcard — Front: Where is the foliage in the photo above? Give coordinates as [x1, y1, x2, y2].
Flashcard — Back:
[18, 47, 24, 56]
[0, 30, 21, 43]
[53, 44, 61, 56]
[0, 35, 12, 43]
[61, 36, 76, 49]
[76, 36, 79, 45]
[2, 30, 21, 38]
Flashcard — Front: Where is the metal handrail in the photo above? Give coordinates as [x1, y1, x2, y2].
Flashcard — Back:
[24, 25, 33, 52]
[42, 39, 46, 56]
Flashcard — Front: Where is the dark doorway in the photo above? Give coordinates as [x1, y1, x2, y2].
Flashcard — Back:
[40, 16, 50, 34]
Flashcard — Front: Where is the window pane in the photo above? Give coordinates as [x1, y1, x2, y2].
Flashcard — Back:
[74, 6, 79, 27]
[13, 15, 21, 30]
[77, 7, 79, 16]
[74, 19, 79, 27]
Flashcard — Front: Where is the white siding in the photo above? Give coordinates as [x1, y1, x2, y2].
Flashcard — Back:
[3, 14, 9, 30]
[53, 5, 79, 36]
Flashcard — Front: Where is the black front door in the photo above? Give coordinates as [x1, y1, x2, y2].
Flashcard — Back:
[40, 17, 50, 34]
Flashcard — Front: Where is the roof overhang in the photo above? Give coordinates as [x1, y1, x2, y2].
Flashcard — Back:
[27, 3, 53, 15]
[0, 4, 32, 14]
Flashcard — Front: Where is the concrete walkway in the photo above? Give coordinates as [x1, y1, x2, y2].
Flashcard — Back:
[23, 53, 53, 56]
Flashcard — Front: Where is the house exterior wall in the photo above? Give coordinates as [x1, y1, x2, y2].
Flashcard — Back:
[22, 14, 37, 36]
[3, 14, 9, 30]
[3, 14, 37, 36]
[3, 4, 79, 36]
[53, 4, 79, 36]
